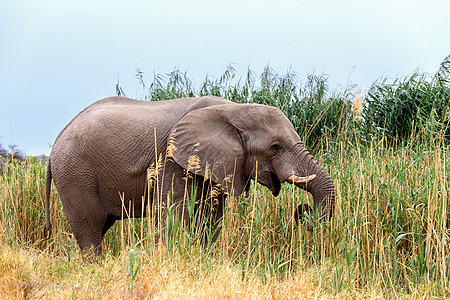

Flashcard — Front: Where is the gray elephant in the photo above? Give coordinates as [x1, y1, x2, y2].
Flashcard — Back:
[45, 96, 335, 256]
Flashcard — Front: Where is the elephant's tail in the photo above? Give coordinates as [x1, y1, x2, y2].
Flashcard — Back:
[44, 159, 52, 238]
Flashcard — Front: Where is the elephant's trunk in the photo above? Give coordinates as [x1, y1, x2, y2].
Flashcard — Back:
[306, 168, 335, 219]
[290, 149, 335, 221]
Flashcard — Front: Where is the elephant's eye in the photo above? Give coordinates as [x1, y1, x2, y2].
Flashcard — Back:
[271, 143, 282, 151]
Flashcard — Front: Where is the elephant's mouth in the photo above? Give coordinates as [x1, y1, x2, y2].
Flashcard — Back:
[264, 172, 316, 198]
[269, 172, 281, 197]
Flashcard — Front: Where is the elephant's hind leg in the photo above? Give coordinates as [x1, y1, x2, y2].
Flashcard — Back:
[59, 191, 109, 259]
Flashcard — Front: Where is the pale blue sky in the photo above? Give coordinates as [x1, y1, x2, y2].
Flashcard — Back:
[1, 0, 449, 155]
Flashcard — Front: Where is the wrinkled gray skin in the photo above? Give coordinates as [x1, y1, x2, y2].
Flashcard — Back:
[45, 96, 335, 256]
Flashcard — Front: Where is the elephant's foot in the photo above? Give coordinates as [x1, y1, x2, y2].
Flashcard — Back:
[81, 245, 102, 263]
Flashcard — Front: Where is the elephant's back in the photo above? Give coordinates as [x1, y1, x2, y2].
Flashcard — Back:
[49, 95, 233, 176]
[53, 96, 231, 141]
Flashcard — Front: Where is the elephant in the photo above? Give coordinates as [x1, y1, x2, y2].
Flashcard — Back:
[45, 95, 335, 256]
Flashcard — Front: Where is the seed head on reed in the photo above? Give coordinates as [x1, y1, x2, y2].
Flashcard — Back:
[186, 154, 201, 173]
[352, 90, 363, 120]
[203, 162, 212, 181]
[146, 162, 157, 190]
[166, 131, 177, 160]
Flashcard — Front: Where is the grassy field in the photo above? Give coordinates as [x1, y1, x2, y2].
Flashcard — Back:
[1, 62, 449, 298]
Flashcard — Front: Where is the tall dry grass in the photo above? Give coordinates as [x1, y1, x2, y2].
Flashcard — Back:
[0, 126, 448, 298]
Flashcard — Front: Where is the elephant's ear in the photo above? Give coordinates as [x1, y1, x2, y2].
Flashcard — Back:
[170, 104, 247, 197]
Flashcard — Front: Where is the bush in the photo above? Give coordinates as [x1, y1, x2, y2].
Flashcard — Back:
[118, 66, 354, 151]
[117, 54, 450, 148]
[0, 143, 27, 173]
[363, 55, 450, 144]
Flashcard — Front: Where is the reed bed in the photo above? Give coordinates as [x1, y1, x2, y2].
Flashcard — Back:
[1, 131, 448, 298]
[1, 60, 449, 298]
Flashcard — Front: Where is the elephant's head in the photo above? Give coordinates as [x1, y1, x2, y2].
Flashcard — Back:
[171, 103, 335, 220]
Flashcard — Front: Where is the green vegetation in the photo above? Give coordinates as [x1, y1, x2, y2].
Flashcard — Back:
[1, 55, 449, 298]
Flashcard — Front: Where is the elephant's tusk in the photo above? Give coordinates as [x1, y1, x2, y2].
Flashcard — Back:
[286, 174, 316, 185]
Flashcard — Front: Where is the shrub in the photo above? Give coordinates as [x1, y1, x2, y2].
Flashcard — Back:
[118, 66, 354, 151]
[363, 55, 450, 144]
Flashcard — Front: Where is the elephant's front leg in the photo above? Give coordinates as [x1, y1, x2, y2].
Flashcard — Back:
[152, 161, 193, 240]
[152, 160, 225, 245]
[198, 191, 226, 246]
